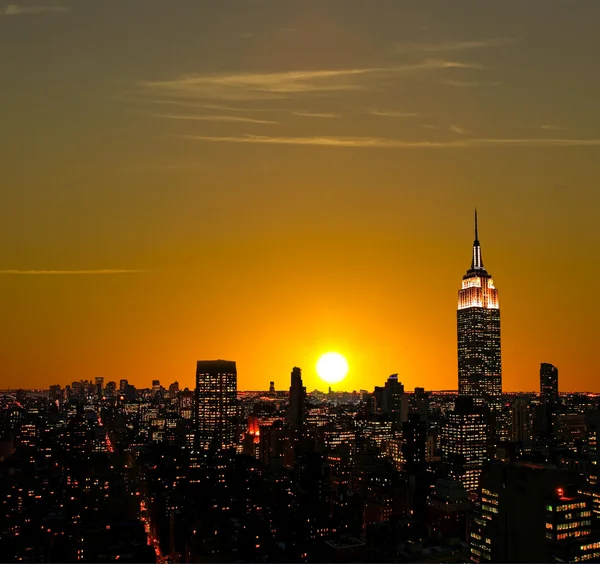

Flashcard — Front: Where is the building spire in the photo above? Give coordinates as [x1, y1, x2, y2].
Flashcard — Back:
[471, 208, 484, 270]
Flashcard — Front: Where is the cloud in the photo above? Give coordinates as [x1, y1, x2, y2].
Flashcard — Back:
[0, 269, 146, 275]
[291, 111, 341, 119]
[2, 4, 69, 15]
[151, 113, 279, 125]
[368, 109, 421, 118]
[541, 124, 565, 131]
[443, 79, 500, 87]
[182, 134, 600, 150]
[450, 124, 468, 135]
[395, 37, 515, 54]
[140, 60, 483, 101]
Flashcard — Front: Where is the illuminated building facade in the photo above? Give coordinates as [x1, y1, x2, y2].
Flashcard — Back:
[441, 397, 487, 496]
[457, 211, 502, 409]
[469, 462, 600, 563]
[194, 360, 237, 452]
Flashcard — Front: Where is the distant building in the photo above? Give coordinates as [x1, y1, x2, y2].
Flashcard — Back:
[94, 377, 104, 399]
[510, 398, 531, 444]
[373, 375, 408, 426]
[540, 363, 559, 406]
[457, 210, 502, 410]
[194, 360, 237, 452]
[287, 367, 306, 433]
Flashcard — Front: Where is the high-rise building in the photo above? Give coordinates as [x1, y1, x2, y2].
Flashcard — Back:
[194, 360, 238, 452]
[457, 210, 502, 409]
[441, 397, 488, 496]
[287, 367, 306, 433]
[373, 375, 409, 427]
[510, 398, 531, 444]
[470, 462, 600, 563]
[269, 381, 275, 394]
[540, 363, 559, 406]
[94, 377, 104, 399]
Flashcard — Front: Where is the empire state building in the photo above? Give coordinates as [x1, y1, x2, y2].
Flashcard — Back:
[457, 211, 502, 408]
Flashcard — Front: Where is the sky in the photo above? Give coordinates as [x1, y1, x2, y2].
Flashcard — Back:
[1, 0, 600, 393]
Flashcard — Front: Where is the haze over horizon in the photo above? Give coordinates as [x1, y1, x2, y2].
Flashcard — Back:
[2, 1, 599, 393]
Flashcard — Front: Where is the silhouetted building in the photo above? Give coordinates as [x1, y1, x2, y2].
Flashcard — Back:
[427, 479, 471, 541]
[470, 462, 600, 563]
[287, 367, 306, 433]
[457, 210, 502, 410]
[541, 363, 559, 406]
[194, 360, 237, 451]
[510, 398, 531, 445]
[403, 413, 429, 523]
[373, 375, 408, 427]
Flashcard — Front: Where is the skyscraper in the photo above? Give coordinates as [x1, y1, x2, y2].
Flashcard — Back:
[470, 462, 600, 563]
[540, 363, 559, 406]
[287, 367, 306, 433]
[457, 210, 502, 409]
[195, 360, 237, 452]
[441, 397, 488, 496]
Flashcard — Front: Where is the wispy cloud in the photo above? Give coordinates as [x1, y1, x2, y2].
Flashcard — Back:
[151, 113, 279, 125]
[140, 60, 483, 101]
[291, 111, 342, 119]
[368, 108, 421, 118]
[450, 124, 468, 135]
[541, 124, 565, 131]
[0, 269, 146, 275]
[2, 4, 69, 16]
[182, 134, 600, 150]
[443, 79, 500, 87]
[395, 37, 515, 54]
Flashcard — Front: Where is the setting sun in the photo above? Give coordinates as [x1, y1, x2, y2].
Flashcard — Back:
[316, 352, 349, 385]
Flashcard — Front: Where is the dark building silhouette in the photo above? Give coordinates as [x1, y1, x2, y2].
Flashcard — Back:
[540, 363, 559, 406]
[194, 360, 237, 451]
[426, 479, 471, 541]
[470, 462, 600, 563]
[373, 375, 408, 427]
[287, 367, 306, 433]
[457, 210, 502, 410]
[403, 413, 429, 524]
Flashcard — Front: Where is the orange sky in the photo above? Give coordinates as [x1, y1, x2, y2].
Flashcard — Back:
[1, 1, 599, 392]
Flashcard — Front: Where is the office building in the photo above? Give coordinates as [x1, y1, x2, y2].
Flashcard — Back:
[510, 398, 531, 444]
[287, 367, 306, 433]
[457, 210, 502, 409]
[470, 462, 600, 563]
[94, 377, 104, 399]
[373, 375, 408, 426]
[194, 360, 238, 452]
[541, 363, 559, 406]
[441, 397, 488, 495]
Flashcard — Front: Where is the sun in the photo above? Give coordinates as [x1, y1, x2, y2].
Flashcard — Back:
[316, 352, 349, 385]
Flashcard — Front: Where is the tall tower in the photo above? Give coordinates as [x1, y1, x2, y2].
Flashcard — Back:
[540, 363, 559, 406]
[195, 360, 238, 452]
[287, 367, 306, 433]
[457, 210, 502, 409]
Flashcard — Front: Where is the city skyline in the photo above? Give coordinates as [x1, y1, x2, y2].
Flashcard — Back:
[2, 1, 600, 392]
